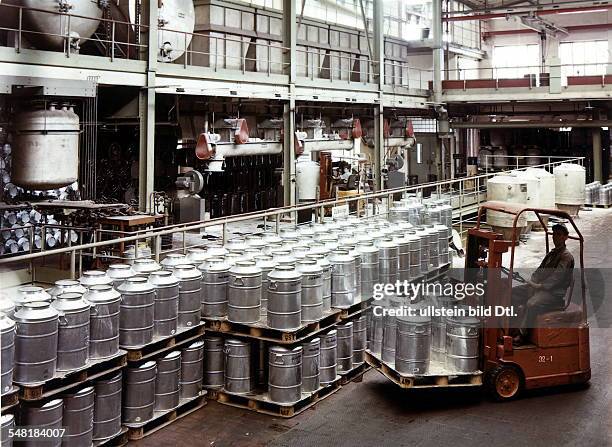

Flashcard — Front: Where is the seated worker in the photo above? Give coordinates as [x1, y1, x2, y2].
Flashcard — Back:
[511, 223, 574, 345]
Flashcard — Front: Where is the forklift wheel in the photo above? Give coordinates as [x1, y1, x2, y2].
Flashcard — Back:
[486, 364, 524, 401]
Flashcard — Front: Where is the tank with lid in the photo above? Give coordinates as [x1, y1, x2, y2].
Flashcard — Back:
[93, 371, 123, 441]
[329, 251, 356, 309]
[47, 279, 86, 299]
[268, 346, 303, 403]
[445, 314, 481, 373]
[106, 264, 134, 288]
[62, 386, 95, 447]
[51, 292, 91, 371]
[173, 264, 202, 328]
[267, 264, 302, 330]
[199, 257, 230, 318]
[123, 361, 157, 423]
[1, 313, 15, 395]
[83, 285, 121, 360]
[160, 253, 187, 270]
[148, 270, 180, 336]
[116, 277, 155, 348]
[224, 339, 252, 394]
[131, 258, 162, 278]
[155, 351, 182, 411]
[228, 260, 262, 324]
[395, 311, 432, 375]
[79, 270, 113, 289]
[305, 253, 332, 312]
[180, 340, 204, 398]
[296, 258, 323, 322]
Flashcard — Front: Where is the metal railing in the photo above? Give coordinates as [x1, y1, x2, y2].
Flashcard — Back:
[482, 155, 584, 174]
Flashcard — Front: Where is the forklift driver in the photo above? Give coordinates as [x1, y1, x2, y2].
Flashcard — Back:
[511, 223, 575, 345]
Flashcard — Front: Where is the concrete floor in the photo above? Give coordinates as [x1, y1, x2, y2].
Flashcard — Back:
[137, 208, 612, 447]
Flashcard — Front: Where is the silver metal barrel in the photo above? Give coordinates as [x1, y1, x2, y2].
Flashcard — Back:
[267, 264, 302, 330]
[1, 414, 14, 447]
[396, 313, 431, 375]
[434, 224, 450, 265]
[336, 322, 353, 373]
[356, 242, 379, 300]
[377, 238, 399, 286]
[186, 248, 209, 265]
[155, 351, 182, 410]
[405, 232, 422, 279]
[21, 398, 63, 447]
[393, 235, 411, 283]
[47, 280, 86, 299]
[424, 225, 439, 269]
[149, 271, 179, 337]
[367, 308, 383, 355]
[254, 255, 277, 318]
[301, 338, 320, 392]
[228, 261, 262, 324]
[1, 314, 15, 395]
[79, 270, 113, 289]
[203, 336, 224, 389]
[445, 315, 481, 373]
[224, 339, 252, 394]
[14, 302, 59, 383]
[414, 227, 430, 274]
[123, 361, 156, 423]
[345, 245, 362, 303]
[62, 386, 95, 447]
[117, 277, 155, 348]
[429, 295, 455, 362]
[160, 253, 187, 270]
[198, 257, 230, 318]
[173, 264, 202, 328]
[329, 251, 356, 308]
[305, 253, 332, 312]
[83, 285, 121, 360]
[319, 330, 337, 385]
[13, 286, 52, 312]
[131, 259, 161, 278]
[93, 371, 122, 441]
[381, 313, 397, 363]
[106, 264, 135, 289]
[296, 259, 323, 322]
[268, 346, 302, 403]
[52, 292, 90, 371]
[352, 315, 367, 366]
[180, 340, 204, 399]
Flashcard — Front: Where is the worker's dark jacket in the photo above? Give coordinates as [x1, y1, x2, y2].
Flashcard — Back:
[530, 245, 574, 298]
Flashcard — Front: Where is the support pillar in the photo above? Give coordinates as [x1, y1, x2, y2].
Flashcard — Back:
[373, 0, 385, 191]
[593, 128, 602, 182]
[432, 0, 443, 105]
[283, 0, 296, 207]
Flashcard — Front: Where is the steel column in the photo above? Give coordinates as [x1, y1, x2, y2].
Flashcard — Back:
[283, 0, 297, 209]
[373, 0, 385, 191]
[432, 0, 443, 105]
[592, 127, 603, 182]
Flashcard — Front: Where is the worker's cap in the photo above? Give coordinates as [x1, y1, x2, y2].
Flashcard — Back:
[552, 223, 569, 235]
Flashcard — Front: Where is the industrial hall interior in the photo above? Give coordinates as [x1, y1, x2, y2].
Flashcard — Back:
[0, 0, 610, 446]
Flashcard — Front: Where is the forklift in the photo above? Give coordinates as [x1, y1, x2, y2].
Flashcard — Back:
[466, 201, 591, 400]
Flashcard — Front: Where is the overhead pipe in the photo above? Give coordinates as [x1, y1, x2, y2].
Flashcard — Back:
[444, 4, 612, 22]
[483, 22, 612, 38]
[451, 120, 612, 129]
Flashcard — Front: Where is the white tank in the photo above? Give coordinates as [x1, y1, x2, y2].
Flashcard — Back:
[13, 104, 79, 189]
[296, 155, 319, 201]
[486, 175, 528, 229]
[525, 168, 555, 209]
[554, 163, 585, 206]
[511, 170, 540, 223]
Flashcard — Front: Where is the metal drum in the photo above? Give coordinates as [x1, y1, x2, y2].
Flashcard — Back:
[186, 248, 208, 264]
[83, 285, 121, 360]
[305, 254, 332, 312]
[206, 244, 228, 257]
[393, 234, 411, 283]
[180, 340, 204, 398]
[173, 264, 202, 328]
[21, 398, 63, 447]
[345, 245, 362, 303]
[52, 292, 90, 371]
[131, 259, 161, 278]
[254, 255, 277, 317]
[381, 313, 397, 363]
[1, 314, 15, 395]
[123, 361, 156, 423]
[352, 315, 367, 366]
[367, 308, 383, 355]
[149, 271, 179, 336]
[224, 339, 252, 394]
[430, 295, 455, 363]
[47, 280, 86, 299]
[79, 270, 113, 289]
[13, 302, 59, 383]
[203, 336, 224, 389]
[13, 286, 51, 310]
[319, 330, 337, 385]
[396, 313, 431, 375]
[268, 346, 302, 403]
[406, 232, 422, 279]
[160, 253, 187, 269]
[445, 315, 481, 373]
[0, 300, 15, 320]
[228, 261, 262, 324]
[301, 338, 320, 392]
[357, 242, 379, 300]
[198, 257, 230, 318]
[93, 372, 122, 441]
[106, 264, 134, 288]
[424, 225, 439, 269]
[117, 277, 155, 348]
[296, 259, 323, 322]
[267, 264, 302, 330]
[155, 351, 181, 410]
[336, 322, 353, 373]
[377, 238, 399, 286]
[434, 224, 450, 266]
[329, 251, 356, 308]
[1, 414, 14, 447]
[62, 386, 95, 447]
[414, 227, 430, 274]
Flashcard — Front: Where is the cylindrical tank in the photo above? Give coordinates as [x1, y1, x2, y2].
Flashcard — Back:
[79, 270, 113, 289]
[301, 338, 320, 392]
[305, 253, 331, 312]
[160, 253, 187, 270]
[228, 260, 262, 324]
[393, 234, 411, 283]
[51, 292, 90, 371]
[367, 308, 383, 355]
[268, 346, 302, 403]
[131, 259, 162, 278]
[1, 414, 14, 447]
[395, 313, 431, 375]
[352, 315, 367, 366]
[93, 371, 122, 441]
[486, 176, 528, 230]
[224, 339, 252, 394]
[319, 330, 337, 385]
[199, 257, 230, 318]
[155, 351, 181, 411]
[62, 386, 95, 447]
[445, 315, 481, 373]
[83, 285, 121, 359]
[106, 264, 134, 289]
[345, 245, 362, 303]
[405, 233, 422, 279]
[12, 105, 79, 189]
[123, 361, 156, 423]
[296, 155, 320, 201]
[554, 163, 586, 213]
[377, 238, 399, 286]
[381, 313, 397, 364]
[14, 286, 52, 310]
[185, 248, 208, 265]
[296, 259, 323, 323]
[267, 264, 302, 330]
[203, 336, 224, 389]
[356, 241, 379, 300]
[47, 279, 86, 299]
[424, 225, 439, 270]
[180, 340, 204, 399]
[148, 270, 179, 337]
[117, 277, 155, 348]
[13, 301, 59, 383]
[434, 224, 450, 266]
[173, 264, 202, 328]
[336, 322, 353, 373]
[512, 169, 541, 223]
[254, 255, 277, 318]
[21, 398, 63, 447]
[329, 251, 356, 308]
[1, 313, 15, 395]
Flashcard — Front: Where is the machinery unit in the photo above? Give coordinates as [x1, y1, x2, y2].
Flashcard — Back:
[174, 170, 206, 225]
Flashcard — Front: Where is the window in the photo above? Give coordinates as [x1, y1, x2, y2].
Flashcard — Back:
[492, 45, 539, 78]
[559, 40, 608, 81]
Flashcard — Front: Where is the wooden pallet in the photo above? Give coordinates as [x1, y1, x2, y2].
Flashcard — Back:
[585, 203, 610, 209]
[1, 386, 19, 411]
[93, 427, 129, 447]
[339, 362, 371, 385]
[16, 350, 127, 401]
[124, 323, 205, 362]
[211, 376, 342, 418]
[203, 309, 341, 344]
[124, 393, 207, 441]
[365, 351, 483, 389]
[337, 298, 373, 320]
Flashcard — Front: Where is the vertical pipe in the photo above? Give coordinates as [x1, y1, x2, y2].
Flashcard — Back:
[432, 0, 443, 104]
[592, 128, 602, 182]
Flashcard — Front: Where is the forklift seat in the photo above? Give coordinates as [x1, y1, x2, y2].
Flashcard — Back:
[535, 275, 581, 327]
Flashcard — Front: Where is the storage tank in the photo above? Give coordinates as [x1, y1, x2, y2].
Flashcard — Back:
[553, 163, 585, 217]
[296, 155, 320, 201]
[525, 167, 555, 209]
[12, 104, 79, 189]
[511, 170, 540, 225]
[486, 175, 528, 239]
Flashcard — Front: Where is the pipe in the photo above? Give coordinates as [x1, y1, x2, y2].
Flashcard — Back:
[451, 120, 612, 129]
[212, 141, 283, 158]
[432, 0, 443, 104]
[483, 22, 612, 38]
[444, 4, 612, 22]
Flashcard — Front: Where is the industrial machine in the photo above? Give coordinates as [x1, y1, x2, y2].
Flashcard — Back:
[173, 170, 206, 225]
[466, 201, 590, 400]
